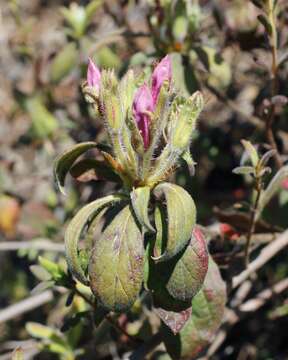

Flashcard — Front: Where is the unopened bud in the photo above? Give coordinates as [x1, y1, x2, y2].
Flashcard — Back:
[171, 91, 204, 149]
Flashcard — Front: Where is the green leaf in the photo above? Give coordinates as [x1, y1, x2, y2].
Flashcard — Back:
[232, 166, 255, 176]
[38, 256, 64, 281]
[85, 0, 102, 22]
[241, 139, 259, 167]
[89, 205, 144, 312]
[30, 264, 52, 281]
[259, 149, 276, 167]
[25, 96, 58, 139]
[70, 159, 121, 183]
[50, 43, 78, 83]
[65, 195, 124, 285]
[153, 183, 196, 262]
[147, 223, 208, 307]
[26, 322, 56, 340]
[164, 227, 208, 302]
[162, 258, 227, 359]
[170, 92, 204, 151]
[54, 142, 98, 195]
[258, 165, 288, 216]
[26, 322, 71, 355]
[130, 186, 155, 233]
[172, 16, 188, 42]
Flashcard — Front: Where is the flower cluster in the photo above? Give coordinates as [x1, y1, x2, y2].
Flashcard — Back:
[83, 55, 203, 188]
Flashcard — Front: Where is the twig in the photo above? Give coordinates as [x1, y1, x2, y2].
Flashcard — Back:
[233, 228, 288, 288]
[205, 82, 264, 130]
[0, 341, 39, 360]
[239, 277, 288, 312]
[244, 179, 263, 267]
[0, 240, 65, 252]
[0, 290, 53, 323]
[203, 277, 288, 358]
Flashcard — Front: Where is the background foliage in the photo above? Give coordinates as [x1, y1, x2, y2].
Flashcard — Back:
[1, 0, 288, 359]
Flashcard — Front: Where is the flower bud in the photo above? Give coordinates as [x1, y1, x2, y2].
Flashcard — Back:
[100, 70, 123, 130]
[133, 84, 154, 150]
[151, 55, 172, 105]
[87, 58, 101, 92]
[171, 91, 204, 150]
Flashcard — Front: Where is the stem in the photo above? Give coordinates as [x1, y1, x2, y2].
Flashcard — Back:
[128, 332, 163, 359]
[265, 0, 282, 169]
[244, 177, 262, 268]
[105, 314, 142, 345]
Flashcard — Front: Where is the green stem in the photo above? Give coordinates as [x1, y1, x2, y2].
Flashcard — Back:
[244, 178, 262, 268]
[265, 0, 282, 169]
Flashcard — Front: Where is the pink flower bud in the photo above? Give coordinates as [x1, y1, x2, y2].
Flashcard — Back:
[282, 179, 288, 190]
[151, 55, 172, 105]
[87, 58, 101, 91]
[132, 84, 154, 150]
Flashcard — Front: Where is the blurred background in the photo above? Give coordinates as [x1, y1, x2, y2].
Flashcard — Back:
[0, 0, 288, 359]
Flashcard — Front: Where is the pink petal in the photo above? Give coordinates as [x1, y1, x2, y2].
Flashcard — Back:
[133, 84, 154, 149]
[282, 178, 288, 190]
[151, 55, 172, 105]
[87, 58, 101, 90]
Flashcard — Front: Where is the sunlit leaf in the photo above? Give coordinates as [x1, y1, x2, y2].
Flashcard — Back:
[65, 194, 124, 285]
[162, 258, 227, 359]
[153, 182, 196, 262]
[89, 205, 144, 312]
[53, 142, 98, 195]
[130, 186, 155, 233]
[148, 221, 208, 307]
[241, 139, 259, 167]
[258, 165, 288, 216]
[232, 166, 255, 176]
